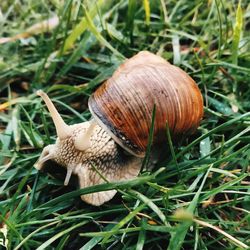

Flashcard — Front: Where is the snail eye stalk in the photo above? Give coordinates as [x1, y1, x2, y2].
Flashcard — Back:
[37, 90, 71, 139]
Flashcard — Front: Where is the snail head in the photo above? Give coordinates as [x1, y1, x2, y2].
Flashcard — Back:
[35, 90, 97, 185]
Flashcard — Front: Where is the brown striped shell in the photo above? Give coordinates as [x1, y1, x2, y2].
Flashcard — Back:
[88, 51, 203, 157]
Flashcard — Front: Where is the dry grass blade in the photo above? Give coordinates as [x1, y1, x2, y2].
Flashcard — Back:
[193, 218, 249, 249]
[0, 16, 59, 44]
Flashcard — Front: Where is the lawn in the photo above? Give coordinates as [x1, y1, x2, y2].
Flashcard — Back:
[0, 0, 249, 249]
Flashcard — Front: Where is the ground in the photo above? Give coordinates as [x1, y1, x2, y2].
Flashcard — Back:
[0, 0, 249, 249]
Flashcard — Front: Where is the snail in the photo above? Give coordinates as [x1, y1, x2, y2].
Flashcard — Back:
[35, 51, 203, 206]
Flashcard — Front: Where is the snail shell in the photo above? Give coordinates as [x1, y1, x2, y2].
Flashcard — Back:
[89, 51, 203, 157]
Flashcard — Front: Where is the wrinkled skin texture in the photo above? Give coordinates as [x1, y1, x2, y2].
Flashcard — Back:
[36, 121, 141, 206]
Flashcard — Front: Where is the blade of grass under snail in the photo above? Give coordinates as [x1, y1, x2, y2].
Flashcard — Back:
[165, 121, 179, 172]
[142, 104, 156, 169]
[32, 174, 154, 210]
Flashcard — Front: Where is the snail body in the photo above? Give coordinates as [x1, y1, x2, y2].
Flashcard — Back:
[35, 51, 203, 206]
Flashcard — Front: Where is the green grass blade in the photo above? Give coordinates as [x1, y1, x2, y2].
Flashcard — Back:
[231, 0, 243, 65]
[36, 174, 153, 210]
[101, 204, 145, 245]
[61, 0, 105, 54]
[143, 0, 151, 26]
[36, 221, 88, 250]
[84, 7, 125, 60]
[167, 165, 213, 250]
[130, 190, 169, 226]
[136, 219, 146, 250]
[14, 221, 58, 250]
[142, 104, 156, 169]
[1, 1, 250, 249]
[174, 112, 250, 161]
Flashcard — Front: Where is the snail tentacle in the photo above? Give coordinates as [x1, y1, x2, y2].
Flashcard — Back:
[37, 90, 71, 139]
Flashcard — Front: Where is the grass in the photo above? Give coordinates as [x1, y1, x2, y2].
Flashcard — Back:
[0, 0, 250, 249]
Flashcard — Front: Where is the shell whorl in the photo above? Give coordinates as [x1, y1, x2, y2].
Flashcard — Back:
[89, 51, 203, 157]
